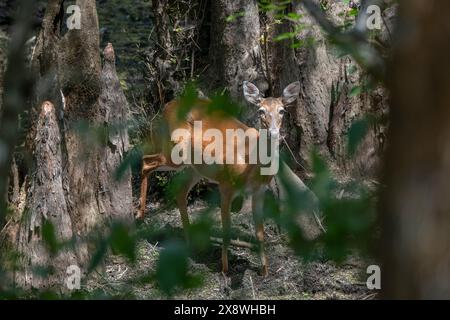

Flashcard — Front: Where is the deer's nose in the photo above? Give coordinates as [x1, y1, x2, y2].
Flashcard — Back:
[269, 129, 280, 139]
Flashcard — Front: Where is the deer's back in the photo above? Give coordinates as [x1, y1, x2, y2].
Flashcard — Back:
[162, 99, 267, 187]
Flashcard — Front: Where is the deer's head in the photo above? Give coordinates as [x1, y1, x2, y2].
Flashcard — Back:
[243, 81, 300, 140]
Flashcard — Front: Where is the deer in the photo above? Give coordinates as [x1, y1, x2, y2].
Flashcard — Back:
[137, 81, 301, 276]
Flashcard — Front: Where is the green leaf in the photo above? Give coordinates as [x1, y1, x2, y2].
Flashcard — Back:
[258, 1, 289, 12]
[207, 91, 241, 118]
[156, 241, 196, 295]
[285, 12, 303, 21]
[115, 145, 143, 181]
[88, 237, 108, 274]
[110, 222, 136, 263]
[187, 211, 214, 252]
[348, 85, 363, 97]
[347, 117, 370, 157]
[274, 31, 297, 41]
[226, 11, 245, 22]
[310, 150, 335, 203]
[348, 64, 358, 75]
[291, 36, 316, 49]
[42, 221, 59, 255]
[177, 82, 199, 121]
[349, 8, 359, 16]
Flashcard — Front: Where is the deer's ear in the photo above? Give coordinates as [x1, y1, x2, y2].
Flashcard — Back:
[282, 81, 300, 105]
[243, 81, 262, 105]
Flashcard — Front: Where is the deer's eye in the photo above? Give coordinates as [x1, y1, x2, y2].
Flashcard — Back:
[258, 108, 267, 116]
[279, 108, 287, 116]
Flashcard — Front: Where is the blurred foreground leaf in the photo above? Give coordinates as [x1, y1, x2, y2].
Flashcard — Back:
[156, 240, 201, 295]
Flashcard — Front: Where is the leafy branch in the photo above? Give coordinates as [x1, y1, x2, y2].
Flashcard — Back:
[296, 0, 387, 81]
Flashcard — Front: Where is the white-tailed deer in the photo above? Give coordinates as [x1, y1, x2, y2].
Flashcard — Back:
[138, 81, 300, 276]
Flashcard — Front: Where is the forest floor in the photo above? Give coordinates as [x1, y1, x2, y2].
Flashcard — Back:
[88, 197, 376, 300]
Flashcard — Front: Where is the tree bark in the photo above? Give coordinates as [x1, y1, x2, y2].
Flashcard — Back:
[146, 0, 178, 108]
[40, 0, 133, 266]
[15, 101, 77, 291]
[145, 0, 210, 112]
[97, 43, 133, 222]
[2, 0, 133, 291]
[26, 0, 64, 152]
[59, 0, 103, 251]
[0, 43, 5, 112]
[208, 0, 268, 127]
[381, 0, 450, 299]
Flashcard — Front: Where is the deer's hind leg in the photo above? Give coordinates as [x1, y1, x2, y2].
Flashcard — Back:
[137, 153, 178, 220]
[175, 167, 201, 241]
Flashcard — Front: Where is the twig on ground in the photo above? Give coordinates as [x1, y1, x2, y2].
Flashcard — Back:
[210, 236, 255, 249]
[249, 275, 256, 299]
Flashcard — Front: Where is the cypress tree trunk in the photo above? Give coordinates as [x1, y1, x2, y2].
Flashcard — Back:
[0, 44, 5, 112]
[16, 101, 77, 291]
[58, 0, 103, 247]
[208, 0, 268, 127]
[97, 43, 133, 222]
[2, 0, 133, 290]
[381, 0, 450, 299]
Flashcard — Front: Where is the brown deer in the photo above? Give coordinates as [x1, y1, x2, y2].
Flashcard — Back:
[138, 81, 300, 276]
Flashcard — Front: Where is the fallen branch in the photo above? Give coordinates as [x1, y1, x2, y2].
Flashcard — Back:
[210, 237, 255, 249]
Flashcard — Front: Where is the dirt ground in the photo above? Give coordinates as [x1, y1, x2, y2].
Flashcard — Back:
[87, 195, 377, 300]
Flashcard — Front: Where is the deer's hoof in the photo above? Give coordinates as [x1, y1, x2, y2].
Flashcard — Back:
[261, 266, 268, 278]
[221, 264, 228, 275]
[135, 212, 145, 220]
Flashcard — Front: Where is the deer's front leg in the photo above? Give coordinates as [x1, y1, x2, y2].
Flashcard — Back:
[252, 187, 268, 277]
[219, 185, 233, 274]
